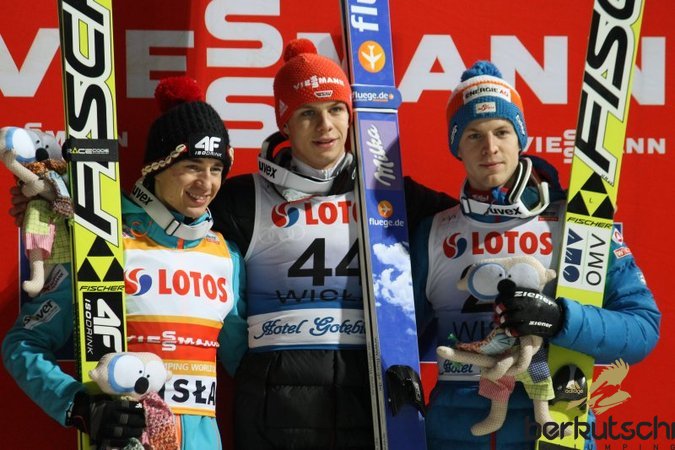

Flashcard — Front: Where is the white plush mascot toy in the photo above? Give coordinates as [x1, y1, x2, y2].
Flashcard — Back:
[0, 126, 72, 297]
[90, 352, 178, 450]
[436, 255, 563, 436]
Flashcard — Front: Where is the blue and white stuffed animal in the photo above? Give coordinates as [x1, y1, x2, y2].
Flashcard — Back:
[90, 352, 178, 450]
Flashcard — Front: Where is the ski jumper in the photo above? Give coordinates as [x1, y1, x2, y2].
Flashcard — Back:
[211, 145, 456, 450]
[412, 158, 660, 450]
[2, 195, 247, 450]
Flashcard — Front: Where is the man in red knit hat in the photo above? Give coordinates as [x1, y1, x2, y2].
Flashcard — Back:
[212, 38, 455, 449]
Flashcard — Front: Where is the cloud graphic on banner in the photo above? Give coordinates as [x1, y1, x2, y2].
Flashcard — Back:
[372, 243, 416, 337]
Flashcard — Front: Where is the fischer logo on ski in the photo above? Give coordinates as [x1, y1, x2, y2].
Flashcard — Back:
[537, 1, 645, 449]
[58, 0, 125, 448]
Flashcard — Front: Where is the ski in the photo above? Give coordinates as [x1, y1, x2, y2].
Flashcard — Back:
[339, 1, 426, 449]
[537, 1, 645, 449]
[57, 0, 126, 449]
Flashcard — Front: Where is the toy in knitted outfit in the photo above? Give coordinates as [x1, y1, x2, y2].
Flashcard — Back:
[0, 127, 72, 297]
[89, 352, 178, 450]
[436, 255, 560, 436]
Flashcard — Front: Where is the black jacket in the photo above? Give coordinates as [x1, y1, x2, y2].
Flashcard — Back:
[210, 169, 456, 450]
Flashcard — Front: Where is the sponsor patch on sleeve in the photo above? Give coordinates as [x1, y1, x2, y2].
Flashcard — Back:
[613, 246, 632, 259]
[22, 299, 61, 330]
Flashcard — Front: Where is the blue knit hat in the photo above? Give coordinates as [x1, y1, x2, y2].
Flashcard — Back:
[446, 61, 527, 158]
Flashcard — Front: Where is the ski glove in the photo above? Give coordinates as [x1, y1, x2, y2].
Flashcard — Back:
[494, 279, 564, 338]
[67, 391, 146, 447]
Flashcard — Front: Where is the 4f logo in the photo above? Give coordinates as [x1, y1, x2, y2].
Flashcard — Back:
[83, 292, 124, 361]
[194, 136, 222, 153]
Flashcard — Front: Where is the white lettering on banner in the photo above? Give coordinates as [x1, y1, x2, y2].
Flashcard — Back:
[397, 35, 464, 103]
[126, 30, 194, 98]
[632, 37, 665, 104]
[204, 0, 282, 68]
[207, 77, 276, 149]
[0, 29, 59, 97]
[525, 130, 667, 163]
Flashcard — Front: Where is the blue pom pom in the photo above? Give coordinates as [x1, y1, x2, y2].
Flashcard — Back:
[460, 60, 502, 81]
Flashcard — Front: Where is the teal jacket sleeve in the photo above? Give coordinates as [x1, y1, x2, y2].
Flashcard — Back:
[217, 240, 248, 376]
[1, 264, 83, 426]
[551, 236, 661, 364]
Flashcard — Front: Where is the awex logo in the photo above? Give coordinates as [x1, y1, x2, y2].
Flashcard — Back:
[83, 292, 124, 361]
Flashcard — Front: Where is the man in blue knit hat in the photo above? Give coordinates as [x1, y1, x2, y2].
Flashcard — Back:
[410, 60, 660, 450]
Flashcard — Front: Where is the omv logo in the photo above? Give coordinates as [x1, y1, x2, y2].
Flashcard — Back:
[443, 232, 468, 259]
[125, 268, 152, 296]
[271, 202, 300, 228]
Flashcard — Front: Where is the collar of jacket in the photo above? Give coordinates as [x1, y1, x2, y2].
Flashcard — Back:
[121, 195, 212, 248]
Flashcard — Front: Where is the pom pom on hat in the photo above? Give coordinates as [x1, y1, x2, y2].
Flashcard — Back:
[446, 60, 527, 159]
[154, 76, 205, 113]
[273, 38, 352, 132]
[142, 76, 231, 177]
[283, 38, 318, 61]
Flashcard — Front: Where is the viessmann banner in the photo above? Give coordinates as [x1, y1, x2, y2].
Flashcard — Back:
[0, 1, 671, 449]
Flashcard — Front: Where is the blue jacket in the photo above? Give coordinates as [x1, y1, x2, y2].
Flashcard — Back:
[411, 161, 660, 450]
[2, 195, 247, 450]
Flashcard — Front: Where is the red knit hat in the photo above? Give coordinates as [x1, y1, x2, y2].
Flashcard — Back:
[273, 38, 352, 131]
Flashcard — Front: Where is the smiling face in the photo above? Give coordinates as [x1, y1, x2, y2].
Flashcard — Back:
[456, 118, 521, 191]
[283, 101, 350, 171]
[153, 157, 224, 218]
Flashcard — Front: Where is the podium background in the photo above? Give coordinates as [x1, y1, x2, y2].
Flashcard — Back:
[0, 1, 671, 448]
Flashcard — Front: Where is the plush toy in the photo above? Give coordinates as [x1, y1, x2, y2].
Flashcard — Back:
[89, 352, 178, 450]
[0, 126, 72, 297]
[436, 255, 562, 436]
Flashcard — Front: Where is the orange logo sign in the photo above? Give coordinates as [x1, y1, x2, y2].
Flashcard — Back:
[377, 200, 393, 219]
[358, 40, 385, 73]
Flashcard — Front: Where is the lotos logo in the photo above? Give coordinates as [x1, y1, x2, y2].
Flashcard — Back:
[272, 202, 300, 228]
[443, 233, 468, 259]
[273, 200, 357, 228]
[472, 231, 552, 255]
[125, 268, 152, 296]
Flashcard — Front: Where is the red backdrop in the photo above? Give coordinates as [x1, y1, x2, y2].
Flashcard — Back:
[1, 1, 672, 448]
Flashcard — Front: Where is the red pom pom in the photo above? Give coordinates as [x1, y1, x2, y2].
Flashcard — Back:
[283, 38, 317, 62]
[154, 76, 205, 112]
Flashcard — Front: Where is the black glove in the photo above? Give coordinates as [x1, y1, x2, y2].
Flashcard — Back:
[67, 391, 146, 447]
[494, 279, 564, 338]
